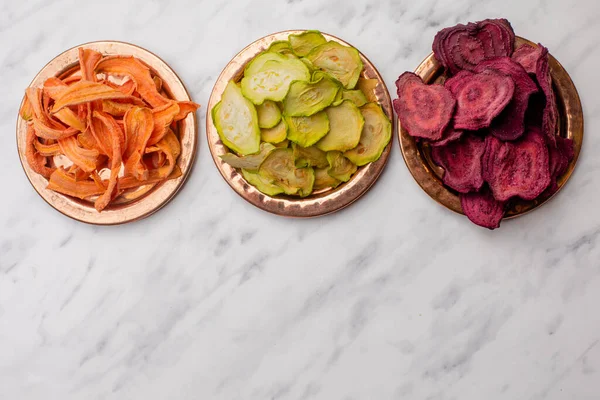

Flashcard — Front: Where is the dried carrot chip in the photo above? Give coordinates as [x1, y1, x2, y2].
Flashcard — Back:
[92, 111, 122, 211]
[87, 104, 114, 155]
[43, 77, 69, 100]
[148, 101, 179, 145]
[25, 87, 44, 120]
[123, 106, 154, 180]
[79, 48, 103, 82]
[153, 76, 163, 92]
[47, 168, 105, 199]
[68, 165, 93, 181]
[26, 125, 55, 178]
[118, 165, 182, 190]
[103, 79, 136, 96]
[90, 170, 106, 190]
[52, 80, 138, 112]
[32, 117, 78, 140]
[77, 129, 101, 152]
[20, 97, 34, 121]
[101, 100, 134, 117]
[174, 101, 200, 121]
[162, 129, 181, 160]
[34, 140, 61, 156]
[58, 135, 99, 172]
[95, 56, 170, 108]
[154, 130, 179, 178]
[54, 107, 86, 131]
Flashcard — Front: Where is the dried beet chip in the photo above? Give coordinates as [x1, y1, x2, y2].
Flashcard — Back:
[431, 134, 485, 193]
[460, 188, 506, 229]
[483, 127, 551, 201]
[512, 44, 544, 75]
[475, 57, 538, 141]
[429, 127, 463, 147]
[394, 72, 455, 141]
[433, 18, 515, 74]
[535, 45, 558, 145]
[542, 136, 574, 196]
[556, 136, 574, 166]
[445, 70, 515, 130]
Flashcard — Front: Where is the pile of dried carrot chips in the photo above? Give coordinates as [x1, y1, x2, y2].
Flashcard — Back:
[20, 48, 199, 211]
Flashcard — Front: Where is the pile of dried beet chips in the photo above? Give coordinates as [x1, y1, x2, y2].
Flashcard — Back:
[394, 18, 574, 229]
[20, 48, 199, 211]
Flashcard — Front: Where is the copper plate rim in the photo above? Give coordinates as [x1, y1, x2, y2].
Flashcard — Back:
[398, 36, 584, 220]
[206, 30, 394, 218]
[16, 40, 198, 225]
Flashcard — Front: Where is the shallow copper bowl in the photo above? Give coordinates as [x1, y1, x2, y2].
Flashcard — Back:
[16, 41, 198, 225]
[399, 36, 583, 219]
[206, 30, 394, 218]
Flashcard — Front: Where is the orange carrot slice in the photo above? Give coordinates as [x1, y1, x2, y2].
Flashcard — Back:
[87, 104, 114, 155]
[43, 77, 69, 100]
[154, 129, 179, 178]
[92, 111, 123, 211]
[20, 97, 34, 121]
[123, 106, 154, 180]
[95, 56, 170, 108]
[26, 125, 55, 178]
[52, 80, 138, 112]
[174, 101, 200, 121]
[118, 165, 182, 190]
[153, 76, 162, 92]
[58, 135, 99, 172]
[26, 87, 44, 120]
[162, 128, 181, 159]
[54, 107, 86, 131]
[79, 48, 102, 82]
[77, 129, 101, 152]
[103, 79, 136, 96]
[101, 100, 134, 117]
[31, 117, 78, 140]
[68, 165, 93, 181]
[34, 140, 61, 156]
[148, 101, 179, 145]
[47, 168, 105, 199]
[90, 170, 107, 190]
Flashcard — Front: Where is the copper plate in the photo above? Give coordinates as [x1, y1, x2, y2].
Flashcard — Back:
[206, 31, 394, 218]
[16, 41, 198, 225]
[399, 36, 584, 219]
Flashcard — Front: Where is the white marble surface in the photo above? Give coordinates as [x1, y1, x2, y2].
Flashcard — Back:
[1, 0, 600, 399]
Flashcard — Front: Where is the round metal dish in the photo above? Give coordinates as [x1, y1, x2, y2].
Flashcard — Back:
[206, 30, 394, 218]
[398, 36, 583, 219]
[16, 41, 198, 225]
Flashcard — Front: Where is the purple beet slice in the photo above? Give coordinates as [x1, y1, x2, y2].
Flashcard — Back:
[431, 134, 486, 193]
[477, 19, 514, 57]
[549, 143, 568, 178]
[460, 189, 506, 229]
[475, 57, 538, 141]
[429, 127, 463, 147]
[394, 72, 456, 141]
[483, 127, 551, 201]
[556, 136, 574, 167]
[543, 142, 567, 195]
[512, 44, 544, 74]
[445, 70, 515, 130]
[433, 18, 516, 74]
[542, 136, 574, 196]
[535, 45, 558, 145]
